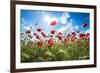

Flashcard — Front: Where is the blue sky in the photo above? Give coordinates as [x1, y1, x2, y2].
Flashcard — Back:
[20, 10, 90, 36]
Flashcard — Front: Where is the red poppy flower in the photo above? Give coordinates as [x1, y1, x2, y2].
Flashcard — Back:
[36, 35, 40, 39]
[50, 21, 57, 26]
[72, 32, 76, 37]
[50, 30, 55, 34]
[41, 32, 46, 37]
[79, 33, 86, 38]
[82, 23, 87, 28]
[37, 28, 42, 32]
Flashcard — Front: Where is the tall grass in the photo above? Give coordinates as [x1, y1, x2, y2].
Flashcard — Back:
[21, 38, 89, 63]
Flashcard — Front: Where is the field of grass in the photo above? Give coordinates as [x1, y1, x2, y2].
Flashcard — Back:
[21, 37, 89, 63]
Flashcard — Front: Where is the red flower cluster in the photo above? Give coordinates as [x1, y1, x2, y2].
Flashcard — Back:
[79, 33, 90, 39]
[79, 33, 86, 38]
[23, 23, 90, 48]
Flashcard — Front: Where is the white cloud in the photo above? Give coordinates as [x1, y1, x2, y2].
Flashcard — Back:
[23, 24, 34, 31]
[44, 15, 50, 23]
[57, 21, 74, 34]
[60, 12, 70, 24]
[74, 25, 79, 30]
[21, 18, 26, 24]
[57, 26, 66, 33]
[23, 26, 31, 30]
[85, 29, 90, 33]
[21, 23, 24, 26]
[43, 15, 59, 32]
[44, 15, 58, 25]
[65, 22, 74, 34]
[57, 15, 72, 33]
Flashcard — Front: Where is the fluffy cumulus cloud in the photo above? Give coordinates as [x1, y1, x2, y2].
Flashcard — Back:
[21, 18, 34, 31]
[57, 20, 74, 34]
[57, 12, 73, 34]
[57, 12, 79, 35]
[60, 12, 70, 24]
[57, 18, 80, 35]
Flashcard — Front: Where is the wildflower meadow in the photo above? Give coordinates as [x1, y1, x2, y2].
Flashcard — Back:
[20, 10, 90, 63]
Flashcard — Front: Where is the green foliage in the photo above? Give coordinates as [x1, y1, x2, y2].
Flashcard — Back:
[21, 39, 89, 63]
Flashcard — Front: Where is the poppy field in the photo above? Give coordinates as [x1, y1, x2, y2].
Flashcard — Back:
[20, 10, 90, 63]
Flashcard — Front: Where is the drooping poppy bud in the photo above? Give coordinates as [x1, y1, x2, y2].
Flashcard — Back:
[41, 32, 46, 38]
[37, 28, 42, 32]
[57, 35, 62, 41]
[50, 30, 55, 34]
